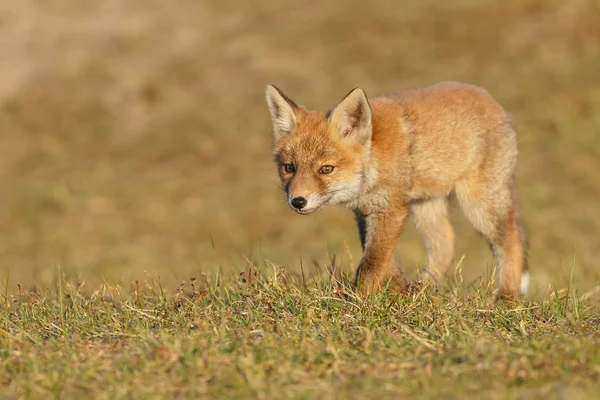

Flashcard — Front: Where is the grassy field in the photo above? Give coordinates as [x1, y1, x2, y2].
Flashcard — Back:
[2, 271, 599, 398]
[1, 0, 600, 398]
[0, 268, 600, 399]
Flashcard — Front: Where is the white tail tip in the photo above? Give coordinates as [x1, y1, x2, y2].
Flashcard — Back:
[520, 271, 530, 295]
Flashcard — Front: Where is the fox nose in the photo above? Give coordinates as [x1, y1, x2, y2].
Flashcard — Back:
[291, 197, 307, 210]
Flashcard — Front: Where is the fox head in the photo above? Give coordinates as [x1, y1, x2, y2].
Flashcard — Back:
[265, 85, 373, 214]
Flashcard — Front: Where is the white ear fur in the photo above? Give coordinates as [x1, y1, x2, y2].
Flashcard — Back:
[328, 88, 372, 144]
[265, 85, 299, 140]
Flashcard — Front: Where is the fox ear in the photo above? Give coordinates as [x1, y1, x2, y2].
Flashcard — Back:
[328, 88, 372, 144]
[265, 85, 299, 140]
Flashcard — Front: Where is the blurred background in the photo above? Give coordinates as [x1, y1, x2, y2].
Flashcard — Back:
[1, 0, 599, 296]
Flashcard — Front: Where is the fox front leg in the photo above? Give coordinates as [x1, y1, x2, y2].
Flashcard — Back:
[353, 208, 408, 295]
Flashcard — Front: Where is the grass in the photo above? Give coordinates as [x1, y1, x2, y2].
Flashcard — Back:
[1, 269, 599, 399]
[2, 0, 600, 398]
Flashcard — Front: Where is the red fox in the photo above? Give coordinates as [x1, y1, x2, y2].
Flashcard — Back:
[265, 82, 528, 299]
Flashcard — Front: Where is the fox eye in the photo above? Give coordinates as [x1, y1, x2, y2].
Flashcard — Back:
[283, 163, 295, 173]
[319, 165, 335, 175]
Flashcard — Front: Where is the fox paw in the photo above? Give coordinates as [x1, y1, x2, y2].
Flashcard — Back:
[355, 271, 408, 296]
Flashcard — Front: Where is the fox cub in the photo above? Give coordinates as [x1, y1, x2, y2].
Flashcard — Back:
[265, 82, 528, 299]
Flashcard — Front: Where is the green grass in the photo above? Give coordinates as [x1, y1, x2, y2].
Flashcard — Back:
[2, 270, 599, 399]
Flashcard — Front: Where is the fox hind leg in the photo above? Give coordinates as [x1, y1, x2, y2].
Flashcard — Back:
[456, 176, 528, 299]
[411, 197, 455, 285]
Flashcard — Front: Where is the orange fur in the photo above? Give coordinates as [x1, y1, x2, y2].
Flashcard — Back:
[265, 82, 528, 299]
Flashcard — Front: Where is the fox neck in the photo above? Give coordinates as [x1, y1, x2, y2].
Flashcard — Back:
[340, 151, 383, 212]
